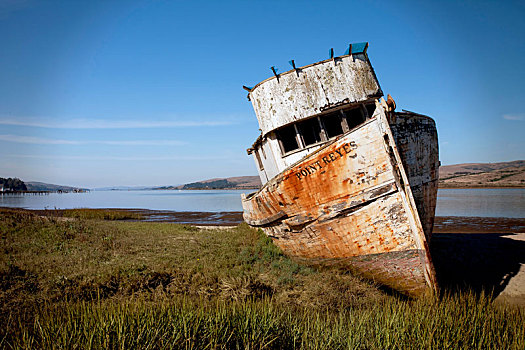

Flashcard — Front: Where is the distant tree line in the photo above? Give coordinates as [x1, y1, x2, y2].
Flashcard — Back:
[0, 177, 27, 191]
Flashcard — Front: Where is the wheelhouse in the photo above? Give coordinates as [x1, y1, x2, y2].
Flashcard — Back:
[245, 42, 383, 184]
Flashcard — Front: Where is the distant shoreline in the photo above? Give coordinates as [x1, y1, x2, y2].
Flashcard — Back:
[0, 190, 89, 194]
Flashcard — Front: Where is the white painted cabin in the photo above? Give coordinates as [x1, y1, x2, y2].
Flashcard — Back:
[246, 43, 383, 185]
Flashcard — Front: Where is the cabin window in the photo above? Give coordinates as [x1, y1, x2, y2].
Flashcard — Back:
[277, 103, 372, 155]
[255, 148, 264, 170]
[366, 103, 376, 118]
[277, 124, 300, 153]
[344, 107, 365, 130]
[320, 113, 344, 139]
[298, 117, 323, 146]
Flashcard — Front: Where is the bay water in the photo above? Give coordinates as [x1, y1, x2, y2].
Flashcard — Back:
[1, 188, 524, 218]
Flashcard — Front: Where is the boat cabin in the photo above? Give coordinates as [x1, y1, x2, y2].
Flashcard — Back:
[245, 42, 383, 184]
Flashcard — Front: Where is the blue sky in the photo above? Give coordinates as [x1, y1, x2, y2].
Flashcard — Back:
[0, 0, 524, 188]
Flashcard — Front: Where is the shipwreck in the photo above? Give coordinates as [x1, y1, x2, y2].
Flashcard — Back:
[241, 42, 439, 297]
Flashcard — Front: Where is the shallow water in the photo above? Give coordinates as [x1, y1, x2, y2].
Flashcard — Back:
[0, 189, 248, 212]
[435, 188, 524, 218]
[1, 188, 524, 218]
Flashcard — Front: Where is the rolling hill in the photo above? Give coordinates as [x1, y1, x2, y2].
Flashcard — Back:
[25, 182, 89, 192]
[439, 160, 525, 188]
[155, 176, 261, 190]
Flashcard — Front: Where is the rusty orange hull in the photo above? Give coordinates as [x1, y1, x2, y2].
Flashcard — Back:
[242, 112, 439, 297]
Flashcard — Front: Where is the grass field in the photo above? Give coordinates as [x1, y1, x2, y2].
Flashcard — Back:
[1, 208, 524, 349]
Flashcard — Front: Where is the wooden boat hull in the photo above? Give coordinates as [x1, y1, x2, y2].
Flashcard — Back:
[242, 111, 439, 297]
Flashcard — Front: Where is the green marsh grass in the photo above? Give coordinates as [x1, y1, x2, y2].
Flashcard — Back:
[61, 208, 143, 220]
[1, 208, 524, 349]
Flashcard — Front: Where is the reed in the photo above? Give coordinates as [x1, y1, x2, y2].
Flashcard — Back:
[1, 208, 523, 349]
[3, 294, 523, 349]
